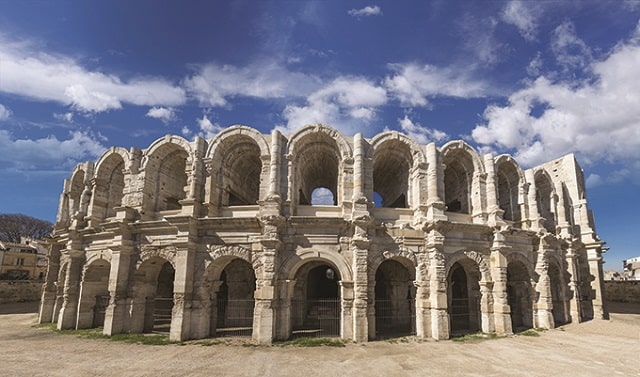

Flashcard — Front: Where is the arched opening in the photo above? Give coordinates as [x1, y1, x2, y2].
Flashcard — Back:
[535, 173, 556, 233]
[443, 155, 472, 214]
[293, 133, 341, 207]
[311, 187, 335, 206]
[576, 250, 594, 321]
[68, 170, 85, 220]
[548, 261, 568, 326]
[77, 259, 111, 329]
[152, 262, 175, 333]
[497, 162, 521, 224]
[94, 154, 125, 220]
[372, 140, 412, 208]
[211, 259, 256, 338]
[209, 136, 262, 208]
[291, 262, 341, 338]
[144, 144, 188, 215]
[507, 260, 533, 332]
[448, 260, 481, 336]
[374, 259, 415, 338]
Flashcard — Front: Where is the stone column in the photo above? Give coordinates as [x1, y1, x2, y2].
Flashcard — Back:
[414, 249, 430, 339]
[490, 233, 512, 335]
[103, 221, 135, 335]
[525, 170, 541, 231]
[426, 228, 449, 339]
[534, 237, 554, 329]
[75, 266, 95, 329]
[170, 246, 195, 341]
[253, 239, 279, 344]
[57, 249, 84, 330]
[426, 143, 446, 221]
[276, 279, 296, 340]
[585, 243, 608, 320]
[268, 129, 282, 198]
[351, 239, 369, 342]
[39, 242, 62, 324]
[479, 281, 495, 333]
[554, 182, 572, 237]
[86, 177, 107, 227]
[339, 281, 354, 340]
[484, 154, 503, 226]
[565, 244, 582, 323]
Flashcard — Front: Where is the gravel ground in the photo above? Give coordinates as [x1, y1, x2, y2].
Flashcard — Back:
[0, 301, 638, 377]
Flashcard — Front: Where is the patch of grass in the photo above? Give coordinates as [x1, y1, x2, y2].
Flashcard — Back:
[276, 337, 345, 347]
[385, 336, 412, 344]
[33, 323, 57, 331]
[194, 340, 227, 347]
[451, 332, 498, 342]
[519, 329, 540, 337]
[534, 327, 547, 332]
[109, 333, 175, 345]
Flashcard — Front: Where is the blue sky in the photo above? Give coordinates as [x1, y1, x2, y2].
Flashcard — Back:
[1, 1, 639, 271]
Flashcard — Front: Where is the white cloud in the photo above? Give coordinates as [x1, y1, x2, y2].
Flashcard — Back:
[394, 115, 448, 144]
[527, 52, 543, 76]
[385, 63, 487, 107]
[53, 112, 74, 122]
[279, 76, 387, 135]
[472, 36, 640, 169]
[347, 5, 382, 17]
[551, 21, 592, 71]
[184, 62, 320, 107]
[501, 1, 539, 41]
[0, 36, 186, 112]
[0, 104, 12, 120]
[146, 106, 176, 124]
[197, 115, 224, 139]
[0, 129, 105, 171]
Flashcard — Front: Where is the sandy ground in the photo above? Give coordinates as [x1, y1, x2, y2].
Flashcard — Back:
[0, 302, 639, 377]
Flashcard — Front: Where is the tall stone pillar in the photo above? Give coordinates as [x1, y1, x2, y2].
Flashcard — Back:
[484, 154, 503, 226]
[339, 281, 354, 340]
[490, 231, 512, 335]
[479, 281, 495, 333]
[525, 170, 541, 231]
[39, 241, 62, 323]
[426, 227, 449, 339]
[57, 248, 84, 330]
[554, 182, 572, 237]
[414, 248, 430, 339]
[426, 143, 446, 221]
[253, 240, 279, 344]
[565, 244, 582, 323]
[170, 245, 196, 341]
[585, 243, 608, 320]
[351, 238, 369, 342]
[534, 236, 555, 329]
[276, 279, 296, 340]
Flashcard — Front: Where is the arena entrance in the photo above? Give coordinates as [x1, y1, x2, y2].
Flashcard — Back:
[213, 259, 256, 338]
[448, 261, 481, 336]
[374, 259, 415, 339]
[150, 261, 175, 333]
[291, 262, 341, 338]
[507, 260, 533, 332]
[76, 259, 111, 329]
[549, 261, 568, 326]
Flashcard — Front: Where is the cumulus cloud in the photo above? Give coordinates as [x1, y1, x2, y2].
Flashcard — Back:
[146, 106, 176, 124]
[347, 5, 382, 17]
[394, 115, 448, 144]
[472, 35, 640, 169]
[0, 129, 105, 172]
[0, 36, 186, 113]
[197, 114, 224, 139]
[184, 62, 320, 107]
[279, 76, 387, 134]
[551, 21, 592, 71]
[501, 1, 539, 41]
[53, 112, 74, 122]
[0, 104, 12, 120]
[385, 63, 487, 107]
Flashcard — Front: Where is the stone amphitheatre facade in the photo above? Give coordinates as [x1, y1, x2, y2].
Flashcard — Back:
[38, 124, 607, 344]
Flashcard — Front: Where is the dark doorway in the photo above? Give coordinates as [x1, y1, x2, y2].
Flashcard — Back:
[374, 260, 415, 338]
[291, 263, 341, 338]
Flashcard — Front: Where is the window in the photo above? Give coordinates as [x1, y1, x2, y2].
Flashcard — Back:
[16, 258, 25, 266]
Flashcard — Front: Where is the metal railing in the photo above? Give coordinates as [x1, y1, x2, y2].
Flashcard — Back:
[375, 299, 415, 338]
[153, 297, 174, 333]
[215, 299, 254, 337]
[291, 299, 340, 338]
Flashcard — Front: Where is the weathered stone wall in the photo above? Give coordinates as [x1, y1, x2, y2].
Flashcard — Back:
[604, 281, 640, 303]
[0, 281, 42, 304]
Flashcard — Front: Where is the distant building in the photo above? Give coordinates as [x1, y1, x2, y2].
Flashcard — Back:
[623, 257, 640, 280]
[0, 237, 48, 280]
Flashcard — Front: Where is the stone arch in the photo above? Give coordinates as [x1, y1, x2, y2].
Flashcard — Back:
[495, 155, 525, 224]
[77, 256, 111, 329]
[547, 256, 569, 325]
[286, 125, 352, 207]
[141, 136, 190, 214]
[368, 132, 425, 208]
[133, 254, 176, 333]
[446, 249, 491, 283]
[84, 250, 113, 268]
[367, 248, 417, 282]
[533, 168, 557, 233]
[441, 141, 484, 215]
[62, 164, 91, 226]
[137, 245, 177, 270]
[505, 253, 534, 331]
[206, 126, 267, 209]
[279, 249, 353, 282]
[92, 148, 128, 220]
[204, 245, 261, 280]
[446, 250, 488, 335]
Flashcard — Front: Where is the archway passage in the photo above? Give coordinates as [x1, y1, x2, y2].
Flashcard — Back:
[214, 259, 256, 337]
[372, 140, 412, 208]
[497, 162, 521, 224]
[291, 262, 341, 338]
[444, 159, 471, 214]
[151, 261, 175, 333]
[448, 261, 481, 336]
[507, 261, 533, 332]
[535, 173, 556, 233]
[549, 261, 568, 326]
[374, 259, 415, 338]
[87, 260, 110, 328]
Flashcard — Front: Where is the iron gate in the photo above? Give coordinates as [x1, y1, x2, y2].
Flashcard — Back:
[375, 298, 415, 338]
[291, 299, 340, 338]
[215, 299, 254, 337]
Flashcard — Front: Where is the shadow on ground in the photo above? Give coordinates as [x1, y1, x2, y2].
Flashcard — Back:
[606, 301, 640, 315]
[0, 301, 39, 315]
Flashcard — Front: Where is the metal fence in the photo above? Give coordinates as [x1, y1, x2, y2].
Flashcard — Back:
[93, 294, 110, 328]
[375, 298, 415, 338]
[215, 299, 254, 337]
[153, 297, 173, 333]
[291, 299, 340, 338]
